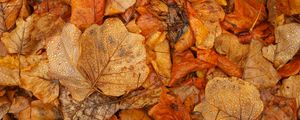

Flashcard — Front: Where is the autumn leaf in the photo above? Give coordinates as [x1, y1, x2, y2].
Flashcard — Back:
[104, 0, 136, 16]
[33, 0, 71, 19]
[222, 0, 267, 33]
[217, 55, 242, 78]
[174, 26, 195, 52]
[274, 23, 300, 68]
[0, 96, 10, 119]
[70, 0, 105, 29]
[243, 40, 281, 89]
[278, 59, 300, 77]
[119, 109, 151, 120]
[148, 87, 191, 120]
[199, 77, 264, 120]
[78, 18, 149, 96]
[278, 75, 300, 108]
[8, 96, 29, 113]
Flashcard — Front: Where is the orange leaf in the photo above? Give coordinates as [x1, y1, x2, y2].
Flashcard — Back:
[174, 26, 195, 52]
[34, 0, 71, 19]
[70, 0, 105, 29]
[148, 87, 191, 120]
[278, 59, 300, 77]
[196, 48, 218, 66]
[217, 55, 242, 78]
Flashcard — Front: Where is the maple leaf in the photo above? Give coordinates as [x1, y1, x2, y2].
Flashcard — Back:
[199, 77, 264, 120]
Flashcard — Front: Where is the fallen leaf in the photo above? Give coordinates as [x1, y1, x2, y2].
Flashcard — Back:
[104, 0, 136, 16]
[148, 87, 191, 120]
[119, 109, 151, 120]
[34, 0, 71, 19]
[217, 55, 242, 78]
[221, 0, 267, 33]
[0, 96, 10, 119]
[174, 26, 195, 52]
[0, 67, 19, 86]
[199, 77, 264, 120]
[260, 88, 298, 120]
[70, 0, 105, 29]
[47, 23, 92, 101]
[78, 18, 149, 96]
[196, 48, 218, 66]
[0, 41, 7, 56]
[274, 23, 300, 68]
[126, 18, 142, 34]
[274, 0, 300, 15]
[59, 87, 120, 120]
[214, 33, 249, 67]
[243, 40, 281, 89]
[19, 100, 63, 120]
[8, 96, 29, 113]
[278, 59, 300, 77]
[278, 75, 300, 108]
[262, 44, 276, 62]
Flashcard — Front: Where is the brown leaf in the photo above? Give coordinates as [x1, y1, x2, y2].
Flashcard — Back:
[0, 96, 10, 119]
[148, 87, 191, 120]
[104, 0, 136, 16]
[217, 55, 242, 78]
[19, 100, 63, 120]
[273, 0, 300, 16]
[78, 18, 149, 96]
[274, 23, 300, 68]
[0, 41, 7, 56]
[59, 87, 120, 120]
[278, 59, 300, 77]
[243, 40, 281, 89]
[70, 0, 105, 29]
[34, 0, 71, 19]
[47, 23, 91, 101]
[199, 77, 264, 120]
[8, 96, 29, 113]
[221, 0, 267, 33]
[119, 109, 151, 120]
[278, 75, 300, 108]
[174, 26, 195, 52]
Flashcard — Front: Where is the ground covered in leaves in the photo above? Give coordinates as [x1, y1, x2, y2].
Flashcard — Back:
[0, 0, 299, 120]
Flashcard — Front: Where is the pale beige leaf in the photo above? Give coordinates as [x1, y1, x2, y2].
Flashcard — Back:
[59, 87, 119, 120]
[214, 33, 249, 66]
[47, 23, 92, 101]
[20, 60, 59, 103]
[199, 77, 264, 120]
[243, 40, 281, 89]
[278, 75, 300, 108]
[105, 0, 135, 16]
[262, 44, 276, 62]
[274, 23, 300, 68]
[78, 18, 149, 96]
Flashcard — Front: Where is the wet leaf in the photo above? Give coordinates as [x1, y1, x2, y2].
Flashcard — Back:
[119, 109, 151, 120]
[200, 77, 264, 120]
[78, 18, 149, 96]
[104, 0, 136, 16]
[70, 0, 105, 29]
[243, 40, 281, 89]
[148, 87, 191, 120]
[47, 23, 91, 101]
[274, 23, 300, 68]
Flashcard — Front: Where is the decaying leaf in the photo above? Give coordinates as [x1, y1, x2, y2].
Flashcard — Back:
[47, 23, 91, 101]
[119, 109, 151, 120]
[243, 40, 281, 89]
[199, 77, 264, 120]
[214, 33, 249, 66]
[148, 87, 191, 120]
[274, 23, 300, 68]
[78, 18, 149, 96]
[70, 0, 105, 29]
[59, 87, 119, 120]
[105, 0, 136, 16]
[278, 75, 300, 108]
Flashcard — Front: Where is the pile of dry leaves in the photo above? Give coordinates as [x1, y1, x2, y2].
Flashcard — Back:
[0, 0, 299, 119]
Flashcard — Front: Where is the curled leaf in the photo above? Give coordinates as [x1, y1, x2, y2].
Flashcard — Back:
[174, 26, 195, 52]
[200, 77, 264, 120]
[278, 59, 300, 77]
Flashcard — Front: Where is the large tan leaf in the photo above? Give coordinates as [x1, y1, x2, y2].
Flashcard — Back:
[278, 75, 300, 108]
[47, 23, 92, 101]
[105, 0, 136, 16]
[199, 77, 264, 120]
[274, 23, 300, 68]
[78, 18, 149, 96]
[70, 0, 105, 29]
[59, 87, 120, 120]
[243, 40, 281, 89]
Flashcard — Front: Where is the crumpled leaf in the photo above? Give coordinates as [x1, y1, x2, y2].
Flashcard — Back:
[274, 23, 300, 68]
[243, 40, 281, 89]
[47, 23, 91, 101]
[104, 0, 136, 16]
[20, 60, 59, 103]
[222, 0, 267, 33]
[18, 100, 63, 120]
[59, 87, 120, 120]
[278, 75, 300, 108]
[148, 87, 191, 120]
[260, 89, 298, 120]
[214, 33, 249, 67]
[119, 109, 151, 120]
[199, 77, 264, 120]
[78, 18, 149, 96]
[70, 0, 105, 29]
